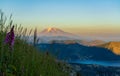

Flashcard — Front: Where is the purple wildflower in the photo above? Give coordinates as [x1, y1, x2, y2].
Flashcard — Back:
[5, 26, 15, 50]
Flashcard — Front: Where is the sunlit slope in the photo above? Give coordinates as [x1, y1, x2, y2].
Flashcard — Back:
[99, 42, 120, 55]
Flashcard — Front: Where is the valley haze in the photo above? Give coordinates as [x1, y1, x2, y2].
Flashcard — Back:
[33, 27, 118, 43]
[1, 0, 120, 76]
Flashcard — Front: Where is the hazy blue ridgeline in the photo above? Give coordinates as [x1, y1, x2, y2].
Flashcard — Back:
[36, 43, 120, 76]
[36, 43, 120, 61]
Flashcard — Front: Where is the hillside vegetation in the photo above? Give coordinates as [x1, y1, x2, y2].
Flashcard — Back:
[0, 11, 68, 76]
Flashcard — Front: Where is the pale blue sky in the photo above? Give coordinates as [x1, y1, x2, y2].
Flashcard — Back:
[0, 0, 120, 40]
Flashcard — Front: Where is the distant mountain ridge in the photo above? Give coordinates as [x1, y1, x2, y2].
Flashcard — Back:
[79, 40, 106, 46]
[36, 43, 120, 61]
[99, 42, 120, 55]
[49, 40, 106, 46]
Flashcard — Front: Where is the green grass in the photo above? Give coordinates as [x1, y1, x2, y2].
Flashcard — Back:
[0, 11, 68, 76]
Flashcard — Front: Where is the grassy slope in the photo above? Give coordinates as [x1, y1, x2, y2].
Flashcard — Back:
[0, 32, 68, 76]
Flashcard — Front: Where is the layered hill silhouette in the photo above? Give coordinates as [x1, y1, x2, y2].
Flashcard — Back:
[37, 43, 120, 61]
[78, 40, 106, 46]
[49, 40, 106, 46]
[37, 27, 120, 58]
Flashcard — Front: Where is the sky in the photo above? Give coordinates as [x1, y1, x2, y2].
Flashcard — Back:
[0, 0, 120, 41]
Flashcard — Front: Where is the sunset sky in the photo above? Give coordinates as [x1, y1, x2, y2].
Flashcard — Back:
[0, 0, 120, 41]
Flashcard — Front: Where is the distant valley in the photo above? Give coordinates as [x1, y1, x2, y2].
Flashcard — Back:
[35, 27, 120, 76]
[34, 27, 120, 56]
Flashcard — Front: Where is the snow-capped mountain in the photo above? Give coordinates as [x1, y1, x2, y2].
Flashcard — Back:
[39, 27, 75, 36]
[38, 27, 78, 43]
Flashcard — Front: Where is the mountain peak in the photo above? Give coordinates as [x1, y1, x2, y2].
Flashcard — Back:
[39, 27, 75, 37]
[46, 27, 62, 32]
[47, 27, 53, 32]
[41, 27, 64, 33]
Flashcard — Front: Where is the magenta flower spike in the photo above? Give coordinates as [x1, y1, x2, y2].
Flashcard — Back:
[5, 26, 15, 50]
